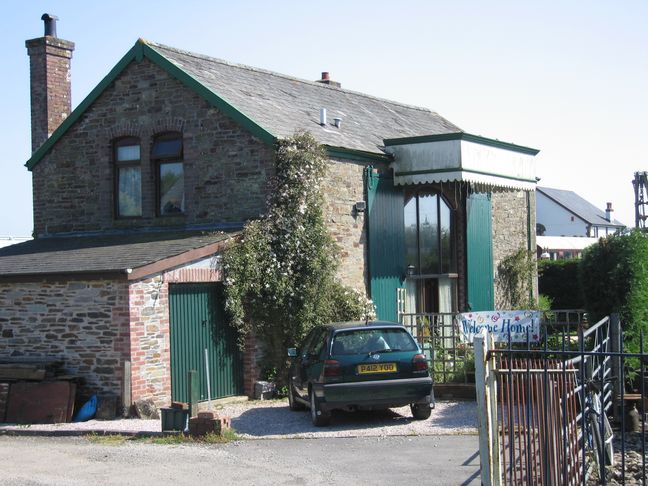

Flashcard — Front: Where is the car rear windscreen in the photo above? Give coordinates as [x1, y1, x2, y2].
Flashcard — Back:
[331, 328, 418, 355]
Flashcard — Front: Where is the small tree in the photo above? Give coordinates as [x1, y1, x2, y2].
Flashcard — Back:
[222, 132, 374, 383]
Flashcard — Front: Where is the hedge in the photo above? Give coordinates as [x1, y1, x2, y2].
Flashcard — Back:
[538, 259, 584, 309]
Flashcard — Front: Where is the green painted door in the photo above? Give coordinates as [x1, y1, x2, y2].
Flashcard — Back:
[366, 168, 405, 322]
[169, 283, 243, 402]
[466, 193, 494, 311]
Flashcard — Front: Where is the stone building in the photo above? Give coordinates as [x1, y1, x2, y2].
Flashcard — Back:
[0, 16, 538, 409]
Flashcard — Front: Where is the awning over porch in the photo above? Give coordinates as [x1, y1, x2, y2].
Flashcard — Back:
[385, 133, 539, 192]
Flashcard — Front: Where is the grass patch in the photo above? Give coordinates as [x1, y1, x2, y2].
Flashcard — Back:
[86, 433, 128, 446]
[84, 427, 241, 446]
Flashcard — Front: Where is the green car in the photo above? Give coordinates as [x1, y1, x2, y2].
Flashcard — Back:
[287, 321, 435, 426]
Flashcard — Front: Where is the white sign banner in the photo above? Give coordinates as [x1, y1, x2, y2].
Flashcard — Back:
[456, 310, 541, 344]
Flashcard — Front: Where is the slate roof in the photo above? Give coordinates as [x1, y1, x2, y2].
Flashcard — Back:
[146, 42, 462, 155]
[537, 187, 625, 227]
[0, 231, 236, 278]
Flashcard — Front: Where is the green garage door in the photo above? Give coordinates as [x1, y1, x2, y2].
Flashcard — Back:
[169, 283, 243, 402]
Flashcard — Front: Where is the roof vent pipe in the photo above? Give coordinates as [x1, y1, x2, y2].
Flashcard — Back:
[42, 13, 58, 37]
[605, 202, 613, 222]
[333, 117, 342, 129]
[320, 108, 327, 126]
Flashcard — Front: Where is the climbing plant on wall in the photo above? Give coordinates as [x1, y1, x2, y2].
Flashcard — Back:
[222, 132, 374, 380]
[495, 248, 538, 310]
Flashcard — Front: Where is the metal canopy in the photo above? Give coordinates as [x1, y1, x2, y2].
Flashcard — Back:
[385, 133, 539, 192]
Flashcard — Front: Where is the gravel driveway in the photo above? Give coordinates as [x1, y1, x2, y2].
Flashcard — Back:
[0, 399, 478, 439]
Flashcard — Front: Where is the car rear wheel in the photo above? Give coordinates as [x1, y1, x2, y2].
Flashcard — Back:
[410, 403, 432, 420]
[288, 378, 305, 411]
[310, 389, 331, 426]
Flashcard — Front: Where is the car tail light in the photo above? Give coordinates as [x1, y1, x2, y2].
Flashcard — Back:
[323, 359, 341, 377]
[412, 354, 428, 372]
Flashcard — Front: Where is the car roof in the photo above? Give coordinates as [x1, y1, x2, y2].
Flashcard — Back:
[324, 320, 404, 331]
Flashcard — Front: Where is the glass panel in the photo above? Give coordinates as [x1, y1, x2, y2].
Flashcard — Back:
[437, 277, 456, 313]
[418, 194, 439, 274]
[118, 166, 142, 217]
[404, 196, 418, 273]
[116, 145, 140, 162]
[440, 197, 453, 273]
[152, 137, 182, 158]
[160, 162, 184, 214]
[332, 328, 418, 355]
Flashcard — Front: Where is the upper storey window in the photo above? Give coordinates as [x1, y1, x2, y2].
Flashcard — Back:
[152, 132, 184, 216]
[114, 137, 142, 217]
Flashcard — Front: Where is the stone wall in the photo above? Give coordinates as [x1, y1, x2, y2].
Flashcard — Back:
[491, 189, 537, 307]
[0, 279, 130, 401]
[31, 57, 275, 236]
[322, 157, 369, 292]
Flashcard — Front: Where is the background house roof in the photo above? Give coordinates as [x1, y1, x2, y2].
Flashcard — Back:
[146, 41, 462, 155]
[0, 231, 235, 279]
[537, 186, 625, 227]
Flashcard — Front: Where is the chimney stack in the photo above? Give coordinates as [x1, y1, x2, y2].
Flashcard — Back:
[316, 72, 341, 88]
[605, 202, 613, 222]
[25, 14, 75, 153]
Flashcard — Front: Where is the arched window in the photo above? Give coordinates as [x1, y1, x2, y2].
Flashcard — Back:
[113, 137, 141, 217]
[404, 191, 457, 313]
[152, 132, 184, 216]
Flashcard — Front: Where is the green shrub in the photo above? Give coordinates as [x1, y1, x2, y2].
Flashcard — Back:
[580, 231, 648, 365]
[538, 259, 584, 309]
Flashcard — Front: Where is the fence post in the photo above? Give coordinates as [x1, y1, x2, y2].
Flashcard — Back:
[475, 330, 501, 486]
[610, 313, 622, 423]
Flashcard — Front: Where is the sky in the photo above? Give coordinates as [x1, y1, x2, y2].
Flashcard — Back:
[2, 1, 647, 236]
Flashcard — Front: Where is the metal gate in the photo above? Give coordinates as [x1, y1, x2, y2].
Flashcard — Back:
[169, 283, 243, 402]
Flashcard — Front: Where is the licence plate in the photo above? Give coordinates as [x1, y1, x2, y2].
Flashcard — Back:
[358, 363, 397, 374]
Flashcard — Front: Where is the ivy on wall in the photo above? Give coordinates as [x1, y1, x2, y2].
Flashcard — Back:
[222, 132, 374, 378]
[495, 248, 539, 310]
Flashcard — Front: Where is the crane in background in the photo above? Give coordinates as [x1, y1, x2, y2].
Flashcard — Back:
[633, 171, 648, 231]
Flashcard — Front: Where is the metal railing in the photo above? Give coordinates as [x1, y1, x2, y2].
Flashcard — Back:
[475, 315, 648, 485]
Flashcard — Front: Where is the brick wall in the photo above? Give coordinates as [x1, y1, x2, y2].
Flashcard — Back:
[0, 279, 130, 401]
[491, 189, 537, 307]
[128, 276, 171, 407]
[32, 57, 275, 236]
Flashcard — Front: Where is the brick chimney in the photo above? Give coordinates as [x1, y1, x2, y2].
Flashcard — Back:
[316, 72, 341, 88]
[25, 14, 75, 153]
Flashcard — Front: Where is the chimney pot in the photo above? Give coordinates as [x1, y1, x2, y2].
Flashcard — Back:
[321, 72, 330, 81]
[605, 202, 613, 222]
[41, 13, 59, 37]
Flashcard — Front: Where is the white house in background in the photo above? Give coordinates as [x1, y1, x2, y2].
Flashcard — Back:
[536, 186, 625, 238]
[0, 237, 31, 250]
[536, 235, 599, 260]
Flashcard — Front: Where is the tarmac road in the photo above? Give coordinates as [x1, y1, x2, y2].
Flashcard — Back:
[0, 434, 480, 485]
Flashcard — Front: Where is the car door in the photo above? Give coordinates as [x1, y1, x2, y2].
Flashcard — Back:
[291, 328, 317, 400]
[295, 328, 327, 399]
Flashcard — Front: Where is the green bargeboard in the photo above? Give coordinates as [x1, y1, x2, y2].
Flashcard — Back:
[366, 168, 405, 322]
[169, 283, 243, 402]
[466, 192, 494, 311]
